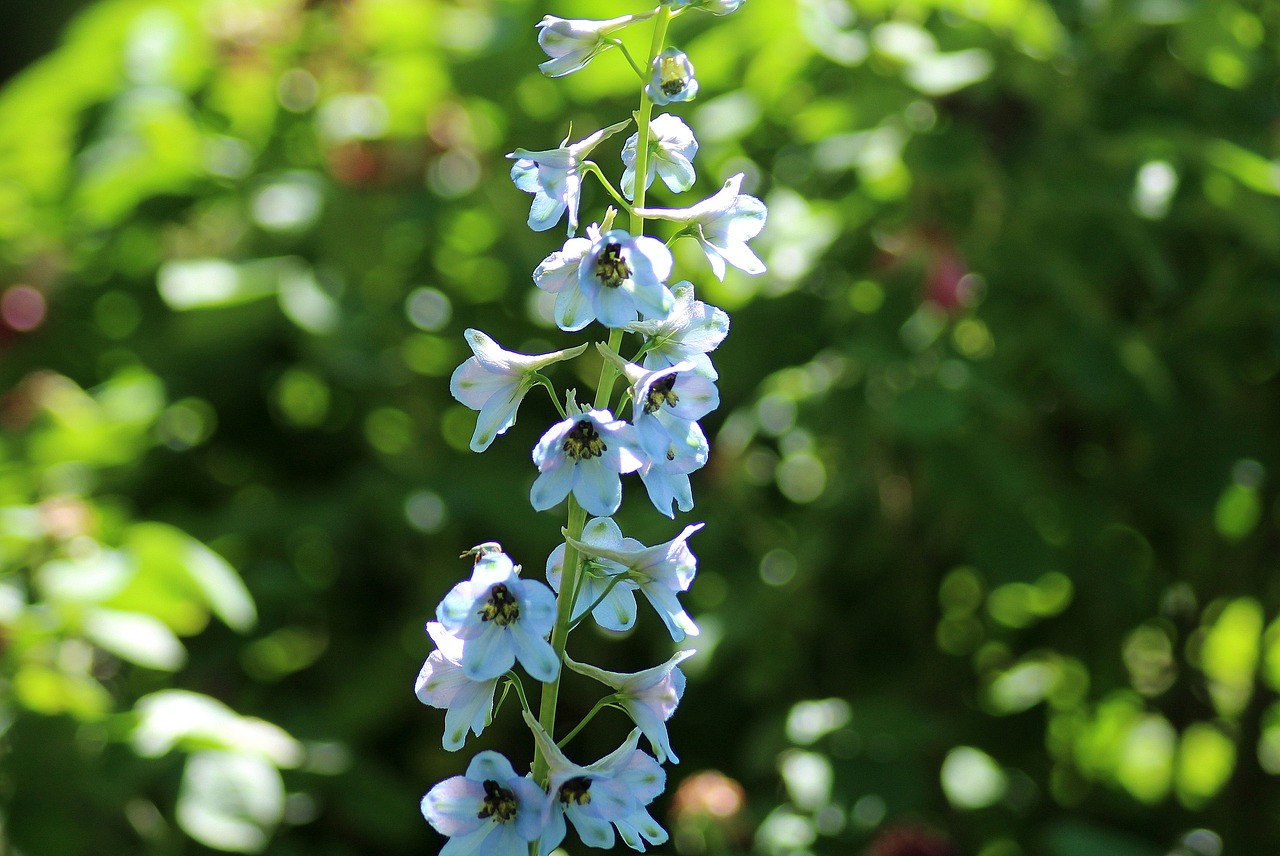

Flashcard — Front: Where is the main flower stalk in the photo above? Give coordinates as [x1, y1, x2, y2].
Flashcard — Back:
[532, 4, 673, 790]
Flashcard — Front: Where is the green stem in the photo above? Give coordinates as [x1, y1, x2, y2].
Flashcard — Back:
[569, 572, 632, 632]
[557, 695, 620, 749]
[608, 37, 649, 79]
[531, 497, 587, 787]
[505, 672, 531, 716]
[629, 5, 672, 239]
[532, 375, 568, 418]
[582, 161, 635, 213]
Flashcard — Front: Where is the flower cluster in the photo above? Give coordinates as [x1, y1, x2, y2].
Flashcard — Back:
[417, 2, 766, 853]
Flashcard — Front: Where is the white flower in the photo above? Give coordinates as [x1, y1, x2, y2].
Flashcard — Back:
[531, 409, 644, 517]
[635, 172, 767, 280]
[524, 714, 668, 855]
[646, 48, 699, 106]
[545, 516, 640, 632]
[414, 622, 498, 751]
[566, 523, 703, 641]
[577, 228, 676, 327]
[533, 228, 596, 332]
[567, 650, 695, 764]
[622, 113, 699, 200]
[450, 329, 586, 452]
[508, 120, 630, 235]
[536, 15, 641, 77]
[421, 751, 548, 856]
[637, 415, 709, 518]
[436, 551, 560, 682]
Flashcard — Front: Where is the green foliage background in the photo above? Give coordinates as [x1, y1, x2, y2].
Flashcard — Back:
[1, 0, 1279, 854]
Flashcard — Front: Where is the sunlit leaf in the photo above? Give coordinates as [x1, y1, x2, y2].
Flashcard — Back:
[1176, 722, 1235, 808]
[176, 750, 284, 854]
[82, 607, 187, 671]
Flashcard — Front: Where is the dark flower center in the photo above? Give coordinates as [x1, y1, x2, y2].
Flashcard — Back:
[658, 55, 688, 97]
[595, 243, 631, 288]
[644, 374, 680, 414]
[559, 776, 593, 806]
[477, 779, 519, 823]
[661, 77, 686, 96]
[479, 583, 520, 625]
[563, 420, 607, 460]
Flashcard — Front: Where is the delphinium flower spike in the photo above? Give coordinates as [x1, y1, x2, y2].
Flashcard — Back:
[419, 2, 765, 853]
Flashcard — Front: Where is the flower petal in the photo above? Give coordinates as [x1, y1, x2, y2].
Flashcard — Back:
[422, 776, 484, 837]
[531, 460, 577, 511]
[571, 461, 622, 517]
[460, 626, 515, 681]
[510, 623, 560, 682]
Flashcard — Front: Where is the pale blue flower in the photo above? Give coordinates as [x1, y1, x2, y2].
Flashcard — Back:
[437, 551, 560, 682]
[536, 15, 640, 78]
[577, 229, 676, 327]
[646, 48, 699, 106]
[618, 358, 719, 517]
[525, 714, 668, 855]
[630, 360, 720, 433]
[415, 621, 499, 751]
[626, 282, 731, 379]
[566, 523, 702, 641]
[567, 650, 695, 764]
[509, 120, 630, 235]
[533, 226, 597, 332]
[622, 113, 698, 200]
[637, 415, 709, 518]
[635, 173, 767, 280]
[546, 516, 640, 631]
[531, 409, 644, 517]
[450, 329, 587, 452]
[421, 751, 548, 856]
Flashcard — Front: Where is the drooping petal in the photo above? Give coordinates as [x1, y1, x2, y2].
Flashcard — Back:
[567, 808, 615, 849]
[441, 679, 496, 751]
[460, 625, 516, 681]
[511, 777, 550, 842]
[571, 460, 623, 517]
[515, 578, 559, 634]
[415, 650, 467, 708]
[614, 806, 669, 850]
[698, 237, 729, 281]
[622, 278, 676, 321]
[439, 821, 495, 856]
[538, 805, 567, 856]
[639, 466, 692, 518]
[531, 460, 577, 511]
[593, 583, 638, 631]
[641, 583, 700, 641]
[422, 776, 485, 837]
[594, 283, 639, 328]
[528, 191, 567, 233]
[626, 697, 679, 765]
[668, 373, 720, 422]
[450, 359, 513, 410]
[554, 283, 596, 331]
[708, 231, 766, 275]
[509, 622, 560, 682]
[472, 382, 526, 452]
[658, 150, 696, 192]
[438, 581, 481, 638]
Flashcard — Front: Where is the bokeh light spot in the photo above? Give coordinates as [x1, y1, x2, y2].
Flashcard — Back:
[2, 285, 46, 332]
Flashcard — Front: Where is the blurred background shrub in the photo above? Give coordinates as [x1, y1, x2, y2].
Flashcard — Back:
[1, 0, 1279, 854]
